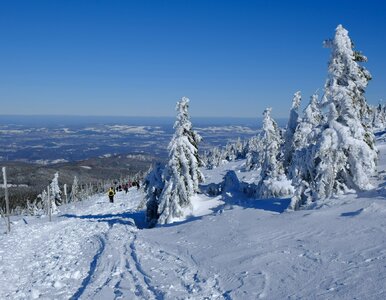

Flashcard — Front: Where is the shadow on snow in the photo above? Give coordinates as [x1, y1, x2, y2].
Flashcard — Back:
[219, 191, 291, 214]
[61, 211, 147, 229]
[340, 208, 364, 217]
[156, 194, 290, 229]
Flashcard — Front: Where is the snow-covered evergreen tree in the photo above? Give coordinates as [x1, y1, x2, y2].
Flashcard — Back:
[245, 135, 264, 171]
[70, 176, 80, 202]
[283, 91, 301, 171]
[202, 148, 218, 169]
[204, 138, 249, 169]
[289, 93, 323, 179]
[314, 104, 377, 199]
[290, 25, 377, 209]
[157, 97, 204, 224]
[223, 138, 245, 162]
[294, 93, 323, 150]
[235, 138, 246, 159]
[323, 24, 375, 150]
[256, 108, 293, 198]
[25, 196, 44, 216]
[287, 93, 324, 210]
[317, 25, 377, 192]
[48, 172, 60, 214]
[372, 103, 386, 130]
[144, 162, 165, 227]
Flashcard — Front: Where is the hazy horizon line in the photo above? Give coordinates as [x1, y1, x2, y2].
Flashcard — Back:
[0, 114, 289, 120]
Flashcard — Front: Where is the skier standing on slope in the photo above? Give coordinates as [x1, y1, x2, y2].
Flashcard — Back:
[108, 187, 115, 203]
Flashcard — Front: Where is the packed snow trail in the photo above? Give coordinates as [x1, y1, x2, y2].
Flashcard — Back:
[2, 145, 386, 298]
[0, 189, 151, 299]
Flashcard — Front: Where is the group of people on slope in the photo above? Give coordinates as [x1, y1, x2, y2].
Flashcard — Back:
[107, 180, 141, 203]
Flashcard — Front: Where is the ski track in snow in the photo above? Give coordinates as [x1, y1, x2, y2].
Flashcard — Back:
[134, 239, 223, 299]
[77, 224, 159, 300]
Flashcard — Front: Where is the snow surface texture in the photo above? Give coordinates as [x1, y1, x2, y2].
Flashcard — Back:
[2, 141, 386, 299]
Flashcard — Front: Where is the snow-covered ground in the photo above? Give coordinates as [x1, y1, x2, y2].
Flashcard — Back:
[2, 145, 386, 299]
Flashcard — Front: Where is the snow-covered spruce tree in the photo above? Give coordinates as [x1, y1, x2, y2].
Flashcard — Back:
[290, 25, 377, 209]
[379, 103, 386, 129]
[51, 172, 62, 205]
[209, 147, 225, 169]
[318, 25, 377, 192]
[288, 94, 324, 210]
[245, 135, 264, 170]
[372, 103, 386, 130]
[224, 142, 237, 162]
[223, 138, 246, 162]
[323, 24, 375, 150]
[283, 91, 301, 171]
[235, 137, 247, 159]
[39, 189, 47, 208]
[204, 138, 248, 169]
[203, 147, 223, 169]
[256, 108, 293, 198]
[312, 105, 350, 199]
[293, 93, 323, 151]
[157, 97, 204, 224]
[289, 94, 323, 179]
[70, 176, 80, 202]
[26, 198, 41, 216]
[144, 162, 165, 227]
[48, 172, 60, 214]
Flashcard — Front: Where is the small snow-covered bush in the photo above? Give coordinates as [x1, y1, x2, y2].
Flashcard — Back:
[259, 176, 294, 198]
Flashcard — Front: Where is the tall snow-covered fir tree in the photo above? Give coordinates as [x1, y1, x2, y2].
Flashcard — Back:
[317, 25, 377, 193]
[256, 108, 293, 198]
[157, 97, 204, 224]
[290, 25, 378, 209]
[283, 91, 301, 171]
[323, 24, 375, 149]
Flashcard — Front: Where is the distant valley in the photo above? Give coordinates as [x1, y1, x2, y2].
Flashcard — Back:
[0, 115, 277, 210]
[0, 115, 271, 163]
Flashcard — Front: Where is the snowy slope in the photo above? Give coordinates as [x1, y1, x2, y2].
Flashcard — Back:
[2, 147, 386, 299]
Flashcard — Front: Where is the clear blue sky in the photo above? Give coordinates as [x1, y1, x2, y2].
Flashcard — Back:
[1, 0, 385, 118]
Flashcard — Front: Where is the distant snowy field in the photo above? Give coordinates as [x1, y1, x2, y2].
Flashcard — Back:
[1, 140, 386, 299]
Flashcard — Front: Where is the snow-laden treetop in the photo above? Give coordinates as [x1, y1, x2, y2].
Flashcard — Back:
[175, 97, 193, 135]
[325, 24, 371, 108]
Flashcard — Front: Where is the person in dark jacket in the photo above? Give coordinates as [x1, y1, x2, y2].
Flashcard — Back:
[108, 187, 115, 203]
